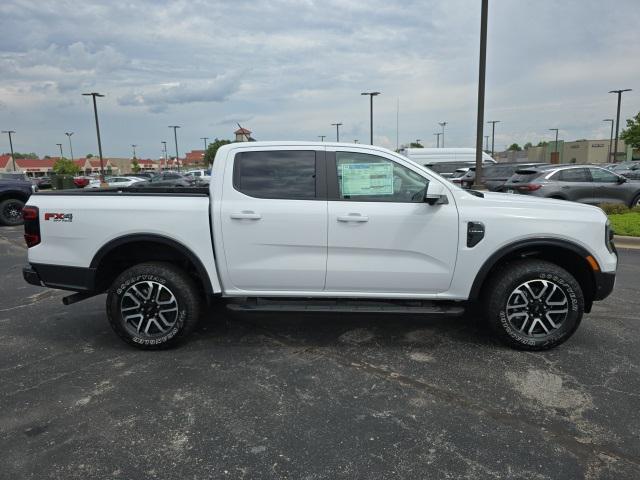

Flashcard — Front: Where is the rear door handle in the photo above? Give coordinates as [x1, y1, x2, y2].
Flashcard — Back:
[337, 213, 369, 222]
[230, 211, 262, 220]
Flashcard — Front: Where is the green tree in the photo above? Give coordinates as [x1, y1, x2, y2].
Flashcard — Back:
[523, 142, 533, 150]
[409, 142, 424, 148]
[621, 111, 640, 149]
[131, 158, 141, 173]
[536, 141, 548, 147]
[86, 153, 94, 158]
[204, 138, 232, 165]
[9, 152, 38, 159]
[508, 143, 522, 151]
[52, 158, 80, 175]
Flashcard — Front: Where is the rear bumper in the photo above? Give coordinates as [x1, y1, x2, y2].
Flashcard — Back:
[23, 263, 96, 292]
[593, 271, 616, 301]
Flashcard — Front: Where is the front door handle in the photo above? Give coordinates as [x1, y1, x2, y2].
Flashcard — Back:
[337, 213, 369, 223]
[230, 211, 262, 220]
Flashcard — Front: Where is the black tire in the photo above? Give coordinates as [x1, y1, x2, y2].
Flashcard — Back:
[106, 262, 201, 350]
[0, 198, 25, 226]
[483, 259, 583, 351]
[630, 194, 640, 209]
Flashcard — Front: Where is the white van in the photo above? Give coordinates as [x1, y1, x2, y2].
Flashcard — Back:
[400, 148, 496, 165]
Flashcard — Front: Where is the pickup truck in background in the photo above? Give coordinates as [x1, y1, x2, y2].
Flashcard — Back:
[22, 142, 617, 351]
[0, 172, 36, 225]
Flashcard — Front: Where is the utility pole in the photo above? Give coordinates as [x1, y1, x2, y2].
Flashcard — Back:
[65, 132, 74, 161]
[331, 123, 342, 142]
[361, 91, 380, 145]
[56, 143, 64, 158]
[487, 120, 500, 157]
[434, 132, 441, 148]
[82, 92, 106, 182]
[549, 128, 559, 163]
[318, 135, 326, 142]
[1, 130, 16, 171]
[161, 141, 168, 170]
[603, 119, 614, 162]
[484, 135, 489, 152]
[439, 122, 448, 148]
[609, 89, 632, 163]
[201, 137, 209, 151]
[169, 126, 181, 171]
[473, 0, 489, 189]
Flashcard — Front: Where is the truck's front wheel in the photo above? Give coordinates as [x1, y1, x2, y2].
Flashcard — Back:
[484, 260, 584, 350]
[106, 262, 201, 349]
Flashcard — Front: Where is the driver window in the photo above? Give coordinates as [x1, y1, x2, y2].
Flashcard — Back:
[589, 168, 618, 183]
[336, 152, 428, 202]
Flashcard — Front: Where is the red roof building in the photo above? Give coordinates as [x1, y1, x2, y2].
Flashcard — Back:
[184, 150, 205, 166]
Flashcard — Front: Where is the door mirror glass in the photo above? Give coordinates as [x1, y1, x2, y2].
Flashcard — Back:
[617, 175, 627, 184]
[424, 181, 448, 205]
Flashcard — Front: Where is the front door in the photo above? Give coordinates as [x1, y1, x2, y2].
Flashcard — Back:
[220, 148, 328, 292]
[325, 149, 459, 294]
[588, 167, 627, 205]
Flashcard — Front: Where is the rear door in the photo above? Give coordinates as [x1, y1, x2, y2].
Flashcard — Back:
[325, 149, 458, 294]
[220, 148, 328, 292]
[551, 168, 593, 202]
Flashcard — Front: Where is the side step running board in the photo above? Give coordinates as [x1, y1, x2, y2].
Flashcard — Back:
[226, 298, 465, 315]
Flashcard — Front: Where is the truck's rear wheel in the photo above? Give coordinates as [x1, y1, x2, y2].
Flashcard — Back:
[0, 198, 25, 226]
[483, 260, 583, 350]
[106, 262, 201, 349]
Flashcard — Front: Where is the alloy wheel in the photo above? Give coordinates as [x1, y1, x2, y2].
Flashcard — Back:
[3, 201, 22, 221]
[505, 279, 569, 337]
[120, 281, 179, 338]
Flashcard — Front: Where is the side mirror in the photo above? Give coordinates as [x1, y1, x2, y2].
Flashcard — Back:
[617, 176, 627, 184]
[424, 181, 449, 205]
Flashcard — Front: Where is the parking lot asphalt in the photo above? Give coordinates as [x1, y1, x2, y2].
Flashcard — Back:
[1, 225, 639, 480]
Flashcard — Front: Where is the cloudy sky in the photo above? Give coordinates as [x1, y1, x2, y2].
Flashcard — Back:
[1, 0, 639, 159]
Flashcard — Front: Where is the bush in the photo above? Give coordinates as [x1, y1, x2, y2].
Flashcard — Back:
[599, 203, 636, 215]
[52, 158, 80, 175]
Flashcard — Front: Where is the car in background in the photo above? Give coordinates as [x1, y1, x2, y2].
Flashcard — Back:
[400, 147, 497, 167]
[32, 176, 52, 189]
[610, 161, 640, 180]
[129, 172, 158, 180]
[128, 171, 195, 188]
[184, 169, 211, 184]
[459, 163, 547, 190]
[502, 164, 640, 207]
[85, 176, 146, 189]
[0, 172, 37, 226]
[73, 176, 92, 188]
[448, 167, 471, 187]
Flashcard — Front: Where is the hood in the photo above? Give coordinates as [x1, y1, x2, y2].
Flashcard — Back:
[480, 191, 601, 211]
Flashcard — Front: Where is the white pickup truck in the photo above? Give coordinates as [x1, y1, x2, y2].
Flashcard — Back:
[22, 142, 617, 351]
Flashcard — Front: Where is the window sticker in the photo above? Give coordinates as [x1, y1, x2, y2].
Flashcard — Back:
[340, 162, 394, 196]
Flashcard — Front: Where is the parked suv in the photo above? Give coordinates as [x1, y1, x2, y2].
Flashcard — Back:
[460, 163, 547, 190]
[611, 161, 640, 180]
[503, 164, 640, 207]
[0, 172, 37, 225]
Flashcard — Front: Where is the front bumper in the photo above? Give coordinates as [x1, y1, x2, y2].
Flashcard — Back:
[593, 271, 616, 301]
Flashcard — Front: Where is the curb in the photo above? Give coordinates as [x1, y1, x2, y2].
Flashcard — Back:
[614, 235, 640, 250]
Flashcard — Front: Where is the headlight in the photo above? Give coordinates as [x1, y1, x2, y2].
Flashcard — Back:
[605, 220, 616, 254]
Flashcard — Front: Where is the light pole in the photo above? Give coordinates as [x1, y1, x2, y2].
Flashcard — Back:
[65, 132, 74, 161]
[201, 137, 209, 151]
[434, 132, 441, 148]
[131, 144, 137, 159]
[487, 121, 500, 157]
[82, 92, 106, 182]
[1, 130, 16, 171]
[609, 89, 632, 163]
[56, 143, 64, 158]
[603, 119, 614, 162]
[439, 122, 447, 148]
[161, 141, 168, 170]
[484, 135, 489, 152]
[318, 135, 326, 142]
[331, 123, 342, 142]
[361, 91, 380, 145]
[549, 128, 559, 163]
[473, 0, 489, 189]
[168, 126, 180, 171]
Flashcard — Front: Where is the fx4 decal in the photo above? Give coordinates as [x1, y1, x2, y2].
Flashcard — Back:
[44, 212, 73, 222]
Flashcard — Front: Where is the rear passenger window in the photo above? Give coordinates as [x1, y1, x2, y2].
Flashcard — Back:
[234, 151, 316, 199]
[557, 168, 590, 182]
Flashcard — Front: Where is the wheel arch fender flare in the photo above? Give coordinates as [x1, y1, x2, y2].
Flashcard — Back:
[90, 233, 216, 297]
[468, 238, 596, 302]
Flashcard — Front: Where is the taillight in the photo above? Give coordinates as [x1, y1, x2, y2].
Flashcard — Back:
[517, 184, 542, 191]
[22, 206, 40, 248]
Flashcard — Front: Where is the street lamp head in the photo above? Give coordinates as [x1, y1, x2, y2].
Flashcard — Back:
[2, 130, 16, 134]
[82, 92, 104, 97]
[168, 125, 181, 129]
[361, 92, 380, 96]
[65, 132, 73, 137]
[609, 89, 632, 94]
[549, 128, 559, 132]
[603, 118, 614, 122]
